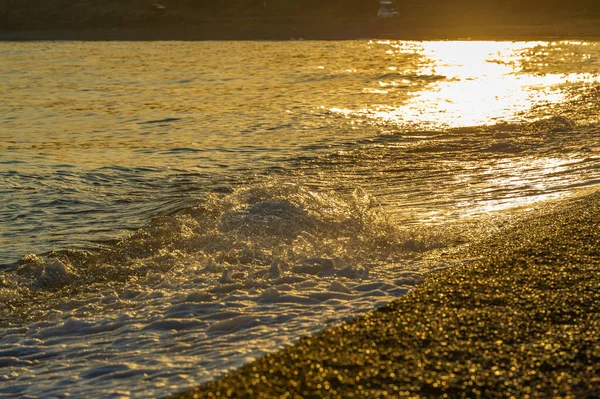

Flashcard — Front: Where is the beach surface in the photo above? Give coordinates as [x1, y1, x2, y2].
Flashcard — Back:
[172, 190, 600, 398]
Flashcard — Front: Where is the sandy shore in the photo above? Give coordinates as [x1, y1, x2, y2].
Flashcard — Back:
[172, 190, 600, 398]
[2, 18, 600, 41]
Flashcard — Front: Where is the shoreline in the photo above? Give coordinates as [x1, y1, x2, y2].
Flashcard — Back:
[172, 190, 600, 398]
[2, 18, 600, 41]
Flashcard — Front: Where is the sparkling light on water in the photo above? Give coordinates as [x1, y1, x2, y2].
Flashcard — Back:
[332, 40, 600, 128]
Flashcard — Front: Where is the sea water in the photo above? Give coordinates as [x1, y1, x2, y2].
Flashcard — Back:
[1, 40, 599, 398]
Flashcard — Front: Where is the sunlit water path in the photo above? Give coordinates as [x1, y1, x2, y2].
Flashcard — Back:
[1, 40, 599, 398]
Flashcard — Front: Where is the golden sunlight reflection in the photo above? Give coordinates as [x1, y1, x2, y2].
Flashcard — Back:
[456, 156, 587, 217]
[332, 41, 600, 128]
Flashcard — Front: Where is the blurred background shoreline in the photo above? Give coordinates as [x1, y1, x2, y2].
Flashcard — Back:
[1, 0, 600, 41]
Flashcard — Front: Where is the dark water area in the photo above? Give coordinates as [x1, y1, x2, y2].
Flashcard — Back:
[1, 40, 599, 397]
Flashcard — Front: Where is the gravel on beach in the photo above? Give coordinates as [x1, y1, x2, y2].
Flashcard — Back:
[172, 191, 600, 398]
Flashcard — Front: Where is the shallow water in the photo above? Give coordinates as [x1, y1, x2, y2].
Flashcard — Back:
[1, 40, 600, 398]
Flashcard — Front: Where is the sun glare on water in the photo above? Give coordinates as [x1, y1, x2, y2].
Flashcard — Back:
[332, 40, 598, 129]
[328, 40, 600, 220]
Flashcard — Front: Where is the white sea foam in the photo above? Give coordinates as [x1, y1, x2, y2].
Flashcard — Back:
[0, 181, 458, 398]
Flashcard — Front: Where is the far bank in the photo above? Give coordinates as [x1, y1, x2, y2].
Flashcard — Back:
[1, 17, 600, 41]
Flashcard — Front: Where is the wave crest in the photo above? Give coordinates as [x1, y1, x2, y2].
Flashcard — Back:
[2, 180, 462, 320]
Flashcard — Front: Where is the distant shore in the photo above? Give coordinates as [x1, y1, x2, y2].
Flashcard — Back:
[173, 189, 600, 398]
[2, 17, 600, 41]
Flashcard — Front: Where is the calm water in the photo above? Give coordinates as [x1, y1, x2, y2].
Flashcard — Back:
[1, 40, 599, 398]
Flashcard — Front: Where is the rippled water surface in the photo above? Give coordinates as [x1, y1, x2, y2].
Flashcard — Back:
[1, 40, 600, 398]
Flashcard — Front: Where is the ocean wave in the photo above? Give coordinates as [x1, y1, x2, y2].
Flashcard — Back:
[0, 180, 466, 398]
[1, 180, 463, 318]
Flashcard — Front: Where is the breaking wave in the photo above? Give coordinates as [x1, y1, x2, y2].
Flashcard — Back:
[0, 180, 471, 398]
[1, 180, 462, 311]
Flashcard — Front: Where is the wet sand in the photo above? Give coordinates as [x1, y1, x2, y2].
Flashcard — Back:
[172, 190, 600, 398]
